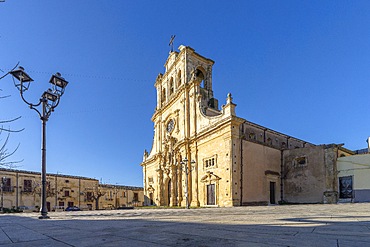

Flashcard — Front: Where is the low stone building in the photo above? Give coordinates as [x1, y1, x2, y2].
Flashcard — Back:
[0, 168, 99, 211]
[0, 168, 143, 211]
[98, 184, 144, 209]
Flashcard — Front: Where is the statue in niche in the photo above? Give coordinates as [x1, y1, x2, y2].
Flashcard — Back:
[176, 152, 182, 166]
[157, 153, 163, 168]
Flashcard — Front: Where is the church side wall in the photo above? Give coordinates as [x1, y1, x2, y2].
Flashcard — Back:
[241, 141, 281, 206]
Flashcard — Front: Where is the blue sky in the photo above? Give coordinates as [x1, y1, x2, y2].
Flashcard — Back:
[0, 1, 369, 186]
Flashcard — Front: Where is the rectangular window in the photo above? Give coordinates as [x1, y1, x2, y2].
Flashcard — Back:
[86, 192, 93, 201]
[23, 179, 32, 192]
[2, 178, 11, 192]
[203, 155, 217, 170]
[64, 190, 70, 197]
[133, 192, 139, 202]
[294, 157, 307, 167]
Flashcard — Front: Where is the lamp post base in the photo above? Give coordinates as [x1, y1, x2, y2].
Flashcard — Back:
[38, 215, 50, 219]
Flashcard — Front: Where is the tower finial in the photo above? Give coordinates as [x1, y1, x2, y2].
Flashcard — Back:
[227, 93, 233, 104]
[169, 35, 176, 52]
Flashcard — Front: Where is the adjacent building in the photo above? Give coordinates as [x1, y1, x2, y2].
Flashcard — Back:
[99, 184, 144, 209]
[140, 45, 368, 207]
[337, 153, 370, 203]
[282, 144, 353, 204]
[0, 168, 143, 211]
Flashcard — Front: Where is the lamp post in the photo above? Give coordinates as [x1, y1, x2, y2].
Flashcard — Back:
[10, 67, 68, 219]
[180, 157, 195, 209]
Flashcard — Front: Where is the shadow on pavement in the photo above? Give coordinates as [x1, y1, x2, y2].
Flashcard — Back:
[0, 208, 370, 246]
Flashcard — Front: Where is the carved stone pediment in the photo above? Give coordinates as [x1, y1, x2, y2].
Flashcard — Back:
[200, 171, 221, 183]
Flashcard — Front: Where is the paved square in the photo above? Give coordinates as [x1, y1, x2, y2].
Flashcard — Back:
[1, 204, 370, 246]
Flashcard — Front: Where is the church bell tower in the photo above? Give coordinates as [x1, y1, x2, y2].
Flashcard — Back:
[141, 45, 234, 207]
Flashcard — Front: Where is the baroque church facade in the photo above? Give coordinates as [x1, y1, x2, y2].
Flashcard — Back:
[140, 45, 351, 207]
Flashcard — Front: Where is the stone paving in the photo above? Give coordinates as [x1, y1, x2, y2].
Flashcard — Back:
[1, 203, 370, 246]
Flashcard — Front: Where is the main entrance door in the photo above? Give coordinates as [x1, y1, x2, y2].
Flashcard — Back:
[207, 184, 215, 205]
[149, 193, 154, 205]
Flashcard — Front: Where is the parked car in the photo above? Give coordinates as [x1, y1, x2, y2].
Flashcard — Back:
[65, 206, 81, 211]
[18, 206, 36, 213]
[117, 206, 134, 210]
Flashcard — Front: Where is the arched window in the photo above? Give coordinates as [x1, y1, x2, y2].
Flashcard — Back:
[169, 78, 174, 95]
[267, 138, 272, 145]
[177, 70, 182, 87]
[161, 88, 166, 104]
[195, 69, 205, 88]
[249, 133, 256, 140]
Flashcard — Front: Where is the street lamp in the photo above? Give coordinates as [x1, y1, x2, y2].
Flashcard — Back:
[10, 67, 69, 219]
[180, 157, 195, 209]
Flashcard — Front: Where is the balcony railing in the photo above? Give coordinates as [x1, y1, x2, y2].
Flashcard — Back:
[2, 186, 13, 192]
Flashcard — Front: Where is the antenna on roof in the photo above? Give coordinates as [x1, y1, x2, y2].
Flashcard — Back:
[169, 35, 176, 52]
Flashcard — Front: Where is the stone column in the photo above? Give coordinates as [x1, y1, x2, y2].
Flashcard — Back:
[171, 166, 177, 206]
[156, 169, 163, 206]
[191, 149, 200, 207]
[177, 163, 183, 207]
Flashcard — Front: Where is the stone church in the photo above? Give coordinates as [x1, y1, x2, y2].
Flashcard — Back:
[140, 45, 352, 207]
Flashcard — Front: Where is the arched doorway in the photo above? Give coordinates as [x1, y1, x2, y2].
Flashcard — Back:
[149, 193, 154, 205]
[167, 179, 171, 206]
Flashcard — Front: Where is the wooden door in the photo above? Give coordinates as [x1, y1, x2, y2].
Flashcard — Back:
[207, 184, 215, 205]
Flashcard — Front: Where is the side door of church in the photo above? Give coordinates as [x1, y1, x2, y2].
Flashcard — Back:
[207, 184, 215, 205]
[269, 182, 276, 204]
